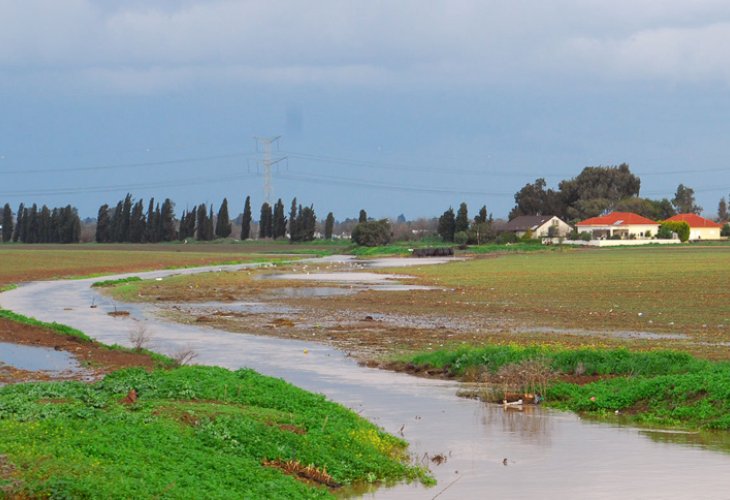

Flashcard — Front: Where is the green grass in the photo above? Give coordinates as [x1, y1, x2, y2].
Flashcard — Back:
[397, 344, 730, 430]
[0, 284, 17, 293]
[0, 366, 430, 498]
[92, 277, 143, 288]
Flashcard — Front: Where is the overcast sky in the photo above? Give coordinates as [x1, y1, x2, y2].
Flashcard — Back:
[2, 1, 730, 220]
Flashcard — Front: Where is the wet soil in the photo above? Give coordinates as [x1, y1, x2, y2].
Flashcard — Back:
[0, 318, 156, 385]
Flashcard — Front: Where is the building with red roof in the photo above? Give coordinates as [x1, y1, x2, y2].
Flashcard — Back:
[576, 212, 659, 240]
[664, 214, 722, 240]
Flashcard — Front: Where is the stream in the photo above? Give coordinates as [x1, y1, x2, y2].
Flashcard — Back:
[2, 259, 730, 499]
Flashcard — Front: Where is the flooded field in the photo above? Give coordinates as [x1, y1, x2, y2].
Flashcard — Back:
[2, 259, 730, 498]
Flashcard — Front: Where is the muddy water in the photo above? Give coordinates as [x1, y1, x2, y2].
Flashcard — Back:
[0, 341, 82, 372]
[3, 260, 730, 499]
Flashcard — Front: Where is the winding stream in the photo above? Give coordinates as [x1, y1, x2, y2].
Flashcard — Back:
[2, 259, 730, 499]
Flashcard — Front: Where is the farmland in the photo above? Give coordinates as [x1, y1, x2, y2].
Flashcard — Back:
[106, 245, 730, 361]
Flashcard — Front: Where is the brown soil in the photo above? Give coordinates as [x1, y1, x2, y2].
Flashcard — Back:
[0, 318, 156, 385]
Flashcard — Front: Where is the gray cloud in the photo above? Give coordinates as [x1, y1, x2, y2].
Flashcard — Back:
[2, 0, 730, 92]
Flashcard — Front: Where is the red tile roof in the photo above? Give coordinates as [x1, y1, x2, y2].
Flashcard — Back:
[664, 213, 722, 228]
[577, 212, 657, 226]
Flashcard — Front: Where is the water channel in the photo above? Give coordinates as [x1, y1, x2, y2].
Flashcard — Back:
[2, 258, 730, 499]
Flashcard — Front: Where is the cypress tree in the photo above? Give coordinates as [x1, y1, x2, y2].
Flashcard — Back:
[324, 212, 334, 240]
[437, 207, 456, 242]
[120, 194, 133, 242]
[145, 198, 156, 243]
[289, 198, 298, 241]
[96, 204, 110, 243]
[39, 205, 51, 243]
[359, 209, 367, 223]
[50, 208, 60, 243]
[12, 203, 23, 242]
[196, 204, 208, 240]
[129, 199, 146, 243]
[179, 210, 188, 241]
[215, 198, 232, 238]
[475, 205, 488, 224]
[27, 204, 39, 244]
[241, 196, 252, 240]
[2, 203, 13, 243]
[455, 202, 469, 234]
[272, 199, 287, 239]
[259, 202, 273, 238]
[161, 199, 176, 241]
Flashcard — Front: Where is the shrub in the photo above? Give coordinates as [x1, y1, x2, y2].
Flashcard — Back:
[658, 221, 690, 242]
[351, 219, 392, 247]
[722, 223, 730, 237]
[454, 231, 469, 246]
[579, 231, 592, 241]
[495, 232, 518, 244]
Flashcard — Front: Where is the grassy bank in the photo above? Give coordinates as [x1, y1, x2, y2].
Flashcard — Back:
[0, 366, 430, 498]
[393, 345, 730, 431]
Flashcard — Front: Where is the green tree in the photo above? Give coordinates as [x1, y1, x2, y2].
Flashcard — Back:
[718, 197, 728, 222]
[455, 202, 469, 233]
[259, 202, 273, 238]
[474, 205, 488, 224]
[324, 212, 335, 239]
[12, 203, 23, 242]
[437, 207, 456, 242]
[352, 220, 391, 246]
[359, 209, 368, 223]
[160, 199, 177, 241]
[96, 204, 111, 243]
[289, 198, 298, 241]
[672, 184, 702, 214]
[2, 203, 14, 243]
[272, 199, 287, 239]
[215, 198, 232, 238]
[241, 196, 252, 240]
[129, 199, 146, 243]
[196, 204, 209, 240]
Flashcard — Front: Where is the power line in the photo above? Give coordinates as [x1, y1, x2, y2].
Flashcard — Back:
[0, 152, 252, 176]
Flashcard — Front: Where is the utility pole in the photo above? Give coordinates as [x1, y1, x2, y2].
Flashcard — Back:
[254, 136, 286, 205]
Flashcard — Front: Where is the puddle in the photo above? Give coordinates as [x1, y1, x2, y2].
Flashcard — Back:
[0, 342, 83, 373]
[266, 286, 357, 298]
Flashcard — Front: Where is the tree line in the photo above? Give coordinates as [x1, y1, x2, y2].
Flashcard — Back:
[94, 194, 331, 244]
[1, 202, 81, 244]
[509, 163, 723, 222]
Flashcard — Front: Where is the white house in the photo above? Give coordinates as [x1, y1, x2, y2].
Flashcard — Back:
[503, 215, 573, 238]
[576, 212, 658, 239]
[665, 214, 723, 240]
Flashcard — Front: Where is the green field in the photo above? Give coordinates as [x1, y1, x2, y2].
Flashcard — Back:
[0, 366, 429, 498]
[394, 344, 730, 431]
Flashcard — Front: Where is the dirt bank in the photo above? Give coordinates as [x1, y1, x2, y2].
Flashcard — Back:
[0, 318, 156, 385]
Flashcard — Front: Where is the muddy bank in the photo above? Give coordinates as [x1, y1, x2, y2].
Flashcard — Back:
[0, 317, 157, 385]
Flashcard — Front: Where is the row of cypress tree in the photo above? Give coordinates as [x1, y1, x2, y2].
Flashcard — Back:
[1, 202, 81, 243]
[1, 195, 335, 244]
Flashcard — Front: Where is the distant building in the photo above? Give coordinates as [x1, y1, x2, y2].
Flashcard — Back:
[576, 212, 658, 239]
[503, 215, 572, 238]
[664, 214, 722, 240]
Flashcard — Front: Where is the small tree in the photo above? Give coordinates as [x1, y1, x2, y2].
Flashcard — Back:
[324, 212, 335, 239]
[455, 202, 469, 233]
[241, 196, 252, 240]
[658, 221, 690, 242]
[358, 209, 368, 223]
[352, 220, 391, 246]
[215, 198, 232, 238]
[1, 203, 13, 243]
[718, 197, 728, 222]
[437, 208, 456, 242]
[722, 223, 730, 237]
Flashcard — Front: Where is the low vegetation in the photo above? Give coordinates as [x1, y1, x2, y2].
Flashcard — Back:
[91, 276, 143, 288]
[0, 366, 430, 498]
[394, 344, 730, 430]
